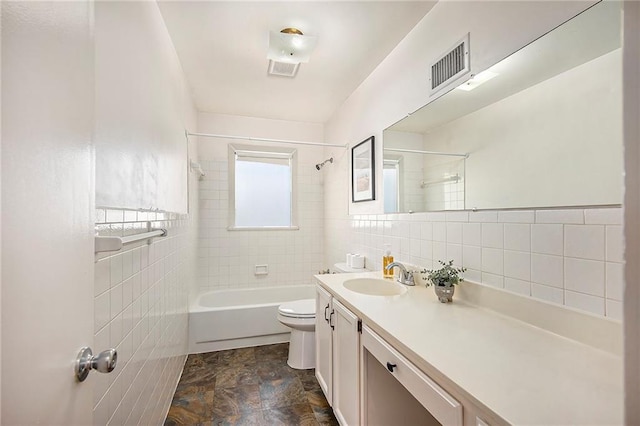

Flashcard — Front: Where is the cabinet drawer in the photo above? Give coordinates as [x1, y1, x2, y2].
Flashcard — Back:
[362, 325, 463, 426]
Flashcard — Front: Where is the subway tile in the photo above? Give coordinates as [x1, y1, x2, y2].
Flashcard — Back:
[606, 299, 623, 321]
[505, 278, 531, 296]
[481, 223, 504, 249]
[606, 262, 624, 301]
[446, 244, 463, 266]
[564, 225, 605, 261]
[106, 209, 124, 224]
[421, 240, 433, 260]
[564, 257, 605, 297]
[420, 222, 433, 240]
[535, 209, 584, 224]
[122, 250, 133, 281]
[433, 223, 447, 242]
[445, 211, 469, 222]
[95, 292, 111, 332]
[531, 224, 563, 256]
[462, 223, 481, 246]
[531, 283, 564, 305]
[504, 250, 530, 281]
[469, 210, 497, 223]
[482, 248, 503, 275]
[110, 284, 123, 319]
[446, 223, 463, 244]
[498, 210, 535, 223]
[531, 253, 564, 288]
[565, 291, 605, 316]
[606, 225, 624, 263]
[463, 268, 481, 283]
[462, 245, 482, 271]
[481, 272, 504, 288]
[433, 242, 446, 262]
[584, 208, 623, 225]
[95, 259, 111, 296]
[504, 224, 531, 252]
[110, 255, 123, 287]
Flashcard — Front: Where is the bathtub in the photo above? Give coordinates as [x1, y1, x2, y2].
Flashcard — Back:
[188, 285, 316, 353]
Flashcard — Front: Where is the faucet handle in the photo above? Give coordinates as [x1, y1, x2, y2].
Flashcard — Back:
[396, 269, 415, 286]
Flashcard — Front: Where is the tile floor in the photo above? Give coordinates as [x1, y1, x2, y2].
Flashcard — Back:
[164, 343, 339, 425]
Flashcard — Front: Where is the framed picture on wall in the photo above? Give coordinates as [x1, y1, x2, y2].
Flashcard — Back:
[352, 136, 375, 202]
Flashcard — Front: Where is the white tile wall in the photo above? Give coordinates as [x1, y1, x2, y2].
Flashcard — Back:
[197, 157, 324, 293]
[94, 208, 190, 425]
[336, 207, 623, 319]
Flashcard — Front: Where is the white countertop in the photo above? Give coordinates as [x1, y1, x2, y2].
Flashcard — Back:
[315, 271, 623, 425]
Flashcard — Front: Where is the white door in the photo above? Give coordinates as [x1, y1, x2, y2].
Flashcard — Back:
[2, 1, 95, 424]
[332, 299, 360, 426]
[315, 285, 333, 404]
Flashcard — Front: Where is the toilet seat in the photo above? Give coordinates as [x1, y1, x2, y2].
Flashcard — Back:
[278, 299, 315, 319]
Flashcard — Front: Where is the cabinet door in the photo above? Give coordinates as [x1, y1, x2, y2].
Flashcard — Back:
[332, 299, 361, 426]
[315, 285, 333, 404]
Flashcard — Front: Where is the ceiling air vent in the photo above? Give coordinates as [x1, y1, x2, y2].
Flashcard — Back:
[268, 60, 300, 78]
[429, 33, 470, 95]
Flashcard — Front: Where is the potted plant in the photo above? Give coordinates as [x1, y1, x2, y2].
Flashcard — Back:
[421, 260, 466, 303]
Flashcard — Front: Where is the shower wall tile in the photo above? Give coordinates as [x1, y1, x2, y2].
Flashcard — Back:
[197, 152, 324, 292]
[335, 206, 622, 320]
[94, 208, 190, 426]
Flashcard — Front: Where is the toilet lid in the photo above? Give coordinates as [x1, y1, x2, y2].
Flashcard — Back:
[278, 299, 316, 318]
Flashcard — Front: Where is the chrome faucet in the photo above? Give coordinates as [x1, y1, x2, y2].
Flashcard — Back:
[385, 262, 415, 286]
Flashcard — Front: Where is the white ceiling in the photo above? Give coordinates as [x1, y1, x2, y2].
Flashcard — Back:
[157, 1, 436, 123]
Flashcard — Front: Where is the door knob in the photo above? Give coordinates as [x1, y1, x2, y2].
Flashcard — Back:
[75, 347, 117, 382]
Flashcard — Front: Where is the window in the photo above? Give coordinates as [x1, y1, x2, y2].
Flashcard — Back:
[383, 158, 401, 214]
[229, 144, 297, 229]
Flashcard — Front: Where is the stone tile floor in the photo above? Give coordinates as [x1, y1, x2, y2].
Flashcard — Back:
[164, 343, 339, 425]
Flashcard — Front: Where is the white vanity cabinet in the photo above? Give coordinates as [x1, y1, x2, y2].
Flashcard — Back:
[315, 284, 361, 426]
[361, 324, 463, 426]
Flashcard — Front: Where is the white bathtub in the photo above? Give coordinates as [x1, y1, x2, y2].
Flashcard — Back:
[188, 285, 316, 353]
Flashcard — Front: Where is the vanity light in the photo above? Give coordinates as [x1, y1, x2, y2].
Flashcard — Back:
[267, 28, 318, 64]
[457, 70, 499, 91]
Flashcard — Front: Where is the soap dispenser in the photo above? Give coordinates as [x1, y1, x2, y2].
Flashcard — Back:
[383, 244, 394, 278]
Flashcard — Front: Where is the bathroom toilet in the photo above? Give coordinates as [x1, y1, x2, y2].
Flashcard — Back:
[277, 299, 316, 369]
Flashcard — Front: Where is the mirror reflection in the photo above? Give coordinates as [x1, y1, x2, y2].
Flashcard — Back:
[383, 1, 622, 213]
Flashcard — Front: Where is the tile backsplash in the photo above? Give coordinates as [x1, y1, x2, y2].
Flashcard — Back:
[93, 208, 190, 425]
[337, 207, 623, 320]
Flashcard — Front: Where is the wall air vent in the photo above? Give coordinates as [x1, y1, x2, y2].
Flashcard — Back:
[268, 60, 300, 78]
[429, 33, 470, 95]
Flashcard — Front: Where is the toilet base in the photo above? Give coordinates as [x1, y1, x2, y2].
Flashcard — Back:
[287, 329, 316, 369]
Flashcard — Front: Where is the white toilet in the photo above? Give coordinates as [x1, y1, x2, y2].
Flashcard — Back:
[277, 298, 316, 369]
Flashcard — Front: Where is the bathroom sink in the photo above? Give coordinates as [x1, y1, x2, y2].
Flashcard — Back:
[343, 278, 407, 296]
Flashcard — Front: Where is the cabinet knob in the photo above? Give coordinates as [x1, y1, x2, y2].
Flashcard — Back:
[386, 362, 397, 372]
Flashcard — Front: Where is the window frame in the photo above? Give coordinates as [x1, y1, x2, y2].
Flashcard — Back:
[228, 143, 298, 231]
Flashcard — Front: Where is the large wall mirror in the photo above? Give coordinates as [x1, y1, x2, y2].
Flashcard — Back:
[383, 1, 622, 213]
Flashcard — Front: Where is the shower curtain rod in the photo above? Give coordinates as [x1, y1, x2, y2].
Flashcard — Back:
[187, 131, 348, 148]
[384, 147, 469, 158]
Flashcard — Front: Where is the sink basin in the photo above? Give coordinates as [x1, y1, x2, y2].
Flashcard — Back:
[343, 278, 407, 296]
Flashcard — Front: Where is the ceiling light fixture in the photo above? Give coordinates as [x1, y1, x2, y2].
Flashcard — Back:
[267, 27, 318, 77]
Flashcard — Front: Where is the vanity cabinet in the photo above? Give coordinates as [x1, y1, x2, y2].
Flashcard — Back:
[361, 325, 463, 426]
[315, 284, 361, 426]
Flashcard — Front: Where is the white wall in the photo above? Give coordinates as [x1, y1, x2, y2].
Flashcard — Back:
[323, 1, 628, 316]
[196, 113, 325, 296]
[95, 1, 196, 214]
[92, 2, 198, 424]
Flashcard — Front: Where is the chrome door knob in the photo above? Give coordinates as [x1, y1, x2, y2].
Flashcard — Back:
[75, 347, 117, 382]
